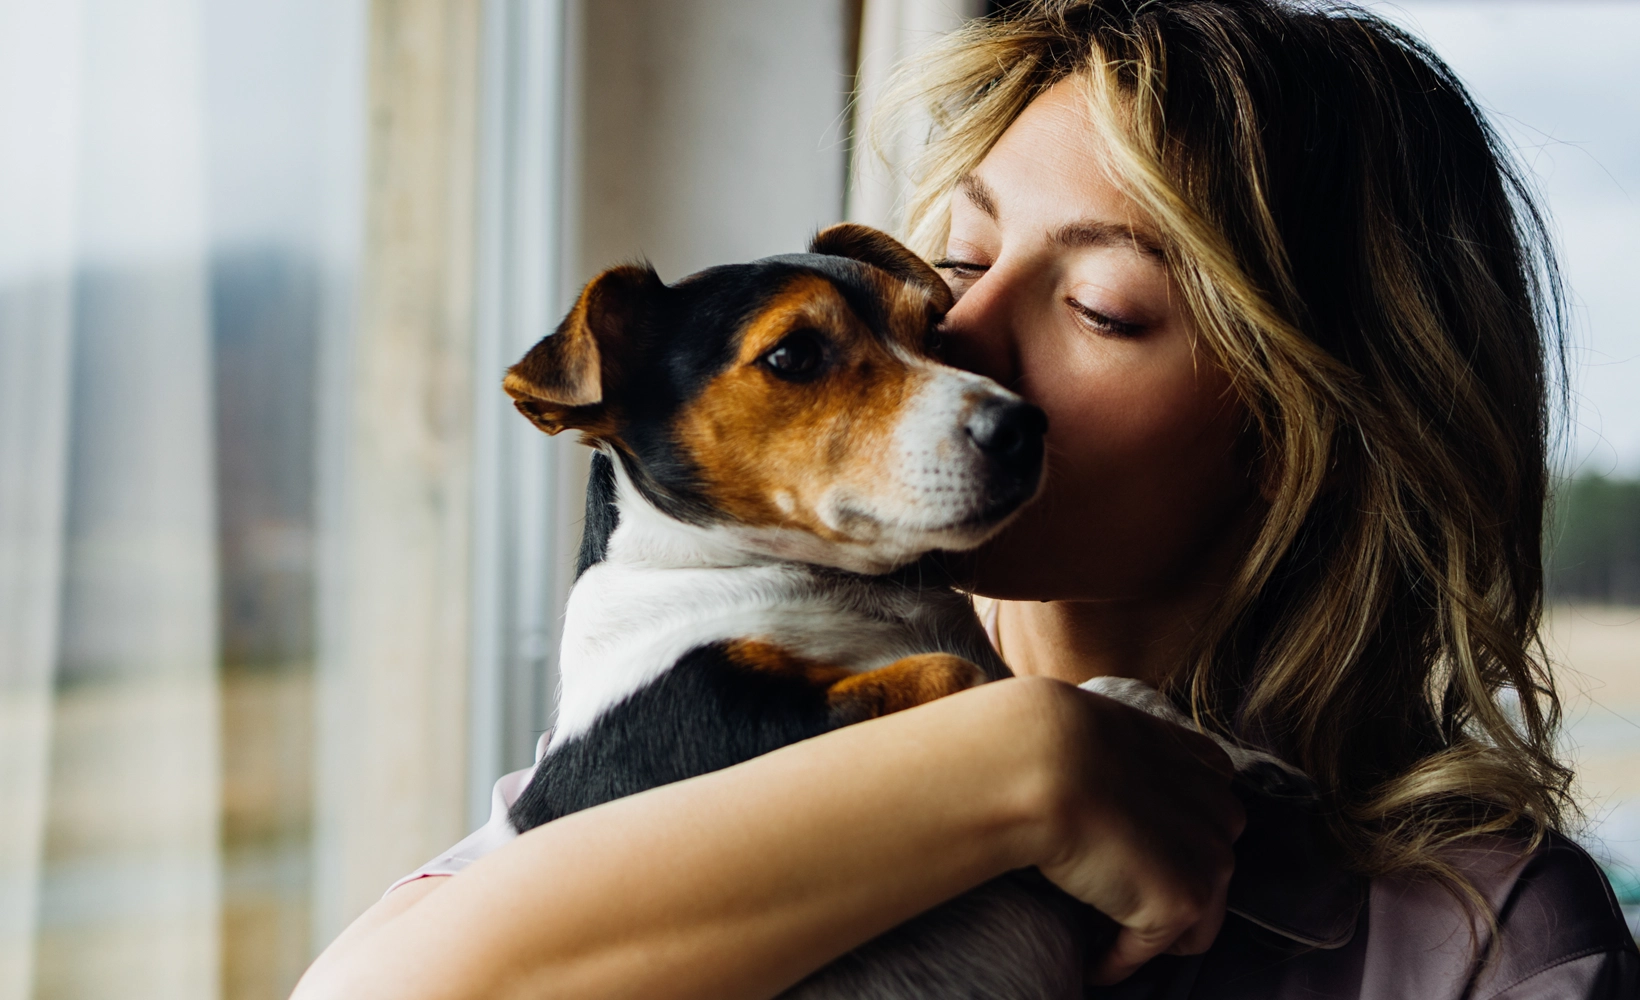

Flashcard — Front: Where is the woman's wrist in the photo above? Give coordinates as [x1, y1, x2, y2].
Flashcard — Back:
[956, 676, 1089, 876]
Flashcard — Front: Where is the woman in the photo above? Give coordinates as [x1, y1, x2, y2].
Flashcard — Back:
[293, 2, 1638, 997]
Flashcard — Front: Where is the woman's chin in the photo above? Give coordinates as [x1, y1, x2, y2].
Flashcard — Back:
[937, 530, 1063, 602]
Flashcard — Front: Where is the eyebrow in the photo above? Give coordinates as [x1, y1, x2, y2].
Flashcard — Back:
[955, 172, 1167, 262]
[956, 173, 999, 219]
[1050, 220, 1167, 261]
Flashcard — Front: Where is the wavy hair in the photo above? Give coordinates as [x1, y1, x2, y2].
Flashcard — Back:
[876, 0, 1573, 889]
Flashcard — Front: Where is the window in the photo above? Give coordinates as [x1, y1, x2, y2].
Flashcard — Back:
[1, 2, 857, 996]
[1382, 0, 1640, 932]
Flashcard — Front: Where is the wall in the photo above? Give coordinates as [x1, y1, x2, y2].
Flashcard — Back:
[573, 0, 854, 285]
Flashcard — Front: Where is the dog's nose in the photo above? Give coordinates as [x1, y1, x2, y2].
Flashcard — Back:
[965, 398, 1048, 478]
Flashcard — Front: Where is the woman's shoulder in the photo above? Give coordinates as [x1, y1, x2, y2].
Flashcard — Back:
[1473, 832, 1636, 998]
[1368, 831, 1638, 1000]
[1204, 777, 1637, 1000]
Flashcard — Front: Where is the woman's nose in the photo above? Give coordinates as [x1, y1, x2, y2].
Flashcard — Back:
[936, 271, 1019, 388]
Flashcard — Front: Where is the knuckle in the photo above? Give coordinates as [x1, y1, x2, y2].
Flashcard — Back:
[1170, 925, 1217, 956]
[1147, 894, 1208, 934]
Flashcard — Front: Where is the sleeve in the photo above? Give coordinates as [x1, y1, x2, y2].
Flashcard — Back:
[1481, 949, 1638, 1000]
[383, 734, 547, 896]
[1476, 834, 1640, 1000]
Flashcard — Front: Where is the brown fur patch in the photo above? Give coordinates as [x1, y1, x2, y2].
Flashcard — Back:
[826, 653, 986, 721]
[720, 640, 985, 723]
[719, 638, 854, 688]
[504, 264, 663, 435]
[504, 290, 603, 408]
[673, 272, 945, 537]
[809, 223, 954, 313]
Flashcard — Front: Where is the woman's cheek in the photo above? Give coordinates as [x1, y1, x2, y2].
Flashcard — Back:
[1018, 341, 1246, 590]
[1032, 339, 1188, 470]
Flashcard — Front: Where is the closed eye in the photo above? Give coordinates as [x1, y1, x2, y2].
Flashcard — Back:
[931, 258, 990, 280]
[1067, 298, 1145, 338]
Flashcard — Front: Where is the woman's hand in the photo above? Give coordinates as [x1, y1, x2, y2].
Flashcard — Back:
[1009, 677, 1245, 984]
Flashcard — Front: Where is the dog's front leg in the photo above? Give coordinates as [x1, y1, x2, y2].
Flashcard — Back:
[825, 654, 988, 724]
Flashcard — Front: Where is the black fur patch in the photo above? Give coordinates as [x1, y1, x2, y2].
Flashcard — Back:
[510, 640, 849, 831]
[576, 452, 619, 578]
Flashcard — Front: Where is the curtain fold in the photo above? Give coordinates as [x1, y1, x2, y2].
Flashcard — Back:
[848, 0, 985, 232]
[0, 4, 83, 994]
[0, 1, 222, 997]
[310, 0, 483, 944]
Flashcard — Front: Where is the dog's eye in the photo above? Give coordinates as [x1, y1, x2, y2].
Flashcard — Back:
[759, 331, 825, 381]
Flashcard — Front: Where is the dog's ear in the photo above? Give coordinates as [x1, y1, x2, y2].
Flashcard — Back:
[504, 264, 663, 436]
[808, 223, 953, 313]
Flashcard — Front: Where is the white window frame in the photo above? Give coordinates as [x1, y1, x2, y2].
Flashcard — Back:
[468, 0, 588, 827]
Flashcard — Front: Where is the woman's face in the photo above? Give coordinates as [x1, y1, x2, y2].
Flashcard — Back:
[938, 78, 1256, 602]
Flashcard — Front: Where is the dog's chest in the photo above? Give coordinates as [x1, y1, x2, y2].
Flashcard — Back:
[549, 560, 1003, 748]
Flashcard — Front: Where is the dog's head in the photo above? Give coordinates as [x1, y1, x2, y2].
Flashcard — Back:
[505, 224, 1046, 574]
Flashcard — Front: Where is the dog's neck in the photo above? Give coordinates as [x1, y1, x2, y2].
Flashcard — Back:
[599, 452, 916, 575]
[600, 457, 769, 569]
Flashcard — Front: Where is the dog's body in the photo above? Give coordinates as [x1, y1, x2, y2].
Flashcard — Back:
[519, 452, 1011, 825]
[515, 453, 1097, 1000]
[500, 224, 1224, 998]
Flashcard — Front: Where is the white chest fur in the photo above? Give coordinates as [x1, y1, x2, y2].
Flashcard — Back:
[548, 470, 1007, 748]
[552, 559, 1005, 746]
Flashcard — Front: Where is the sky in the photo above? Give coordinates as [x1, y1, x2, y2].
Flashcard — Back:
[1374, 2, 1640, 475]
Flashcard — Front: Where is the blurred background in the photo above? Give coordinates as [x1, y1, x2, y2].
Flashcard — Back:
[0, 1, 1634, 997]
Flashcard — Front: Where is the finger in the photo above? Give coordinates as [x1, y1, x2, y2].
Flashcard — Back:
[1165, 875, 1230, 955]
[1176, 729, 1235, 778]
[1175, 777, 1246, 840]
[1089, 923, 1184, 986]
[1166, 907, 1228, 957]
[1165, 777, 1245, 850]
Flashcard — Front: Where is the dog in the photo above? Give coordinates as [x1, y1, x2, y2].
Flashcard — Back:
[501, 224, 1281, 999]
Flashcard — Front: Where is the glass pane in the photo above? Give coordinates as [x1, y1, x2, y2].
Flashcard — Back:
[207, 4, 364, 997]
[0, 2, 364, 998]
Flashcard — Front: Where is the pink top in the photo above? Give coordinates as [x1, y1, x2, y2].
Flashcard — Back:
[385, 733, 545, 895]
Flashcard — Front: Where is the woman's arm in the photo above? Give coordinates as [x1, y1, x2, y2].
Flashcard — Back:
[291, 676, 1243, 1000]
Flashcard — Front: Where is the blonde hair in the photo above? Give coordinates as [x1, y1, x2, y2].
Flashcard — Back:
[879, 0, 1572, 889]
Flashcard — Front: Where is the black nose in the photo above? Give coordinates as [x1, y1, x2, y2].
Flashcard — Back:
[965, 398, 1048, 479]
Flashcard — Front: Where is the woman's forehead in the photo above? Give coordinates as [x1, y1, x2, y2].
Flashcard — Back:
[958, 79, 1163, 256]
[953, 172, 1165, 264]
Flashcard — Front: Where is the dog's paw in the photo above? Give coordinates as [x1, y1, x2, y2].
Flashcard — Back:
[827, 653, 987, 722]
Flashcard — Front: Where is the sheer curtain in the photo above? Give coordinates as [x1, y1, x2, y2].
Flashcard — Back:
[0, 1, 365, 998]
[0, 5, 83, 994]
[848, 0, 985, 230]
[2, 2, 220, 997]
[2, 3, 968, 998]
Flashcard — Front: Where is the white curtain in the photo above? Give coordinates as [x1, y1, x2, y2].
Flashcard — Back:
[0, 1, 222, 997]
[0, 4, 82, 993]
[848, 0, 986, 232]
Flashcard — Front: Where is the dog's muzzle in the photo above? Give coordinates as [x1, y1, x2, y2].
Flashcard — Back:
[964, 397, 1048, 517]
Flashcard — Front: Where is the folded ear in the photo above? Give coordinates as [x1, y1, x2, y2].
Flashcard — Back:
[808, 223, 953, 312]
[504, 264, 663, 436]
